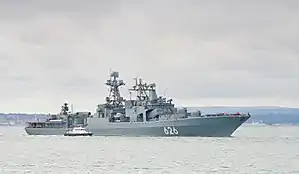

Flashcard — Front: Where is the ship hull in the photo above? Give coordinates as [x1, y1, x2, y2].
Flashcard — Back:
[24, 127, 65, 135]
[25, 115, 249, 137]
[64, 133, 93, 136]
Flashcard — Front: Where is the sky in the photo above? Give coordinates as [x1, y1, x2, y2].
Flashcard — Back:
[0, 0, 299, 113]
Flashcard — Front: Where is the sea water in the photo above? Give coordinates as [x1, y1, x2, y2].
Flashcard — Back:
[0, 125, 298, 173]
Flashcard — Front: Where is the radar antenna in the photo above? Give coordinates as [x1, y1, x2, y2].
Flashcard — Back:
[105, 71, 125, 107]
[61, 102, 69, 115]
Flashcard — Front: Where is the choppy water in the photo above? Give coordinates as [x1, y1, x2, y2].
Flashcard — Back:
[0, 125, 298, 174]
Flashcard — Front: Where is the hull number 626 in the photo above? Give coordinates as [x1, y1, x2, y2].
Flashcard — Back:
[163, 126, 179, 135]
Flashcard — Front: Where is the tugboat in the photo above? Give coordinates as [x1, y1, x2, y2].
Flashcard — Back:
[64, 126, 93, 136]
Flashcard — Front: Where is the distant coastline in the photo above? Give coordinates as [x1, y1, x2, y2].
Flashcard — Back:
[187, 106, 299, 125]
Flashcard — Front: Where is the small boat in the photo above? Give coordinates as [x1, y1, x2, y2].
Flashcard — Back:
[64, 126, 93, 136]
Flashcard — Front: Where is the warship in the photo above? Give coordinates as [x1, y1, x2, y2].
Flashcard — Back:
[25, 103, 91, 135]
[25, 71, 251, 137]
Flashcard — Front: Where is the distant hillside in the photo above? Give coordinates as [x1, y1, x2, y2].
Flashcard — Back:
[0, 113, 49, 125]
[1, 106, 299, 125]
[186, 106, 299, 125]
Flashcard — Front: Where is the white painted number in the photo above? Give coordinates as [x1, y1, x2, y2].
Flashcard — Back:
[173, 127, 178, 134]
[163, 127, 169, 134]
[163, 127, 179, 135]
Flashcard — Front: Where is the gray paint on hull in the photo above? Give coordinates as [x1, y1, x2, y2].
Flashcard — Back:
[89, 116, 249, 137]
[25, 128, 65, 135]
[24, 116, 249, 137]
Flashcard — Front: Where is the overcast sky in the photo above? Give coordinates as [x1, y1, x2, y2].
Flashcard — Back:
[0, 0, 298, 113]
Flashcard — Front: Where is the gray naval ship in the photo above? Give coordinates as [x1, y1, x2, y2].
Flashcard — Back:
[25, 71, 250, 137]
[24, 103, 91, 135]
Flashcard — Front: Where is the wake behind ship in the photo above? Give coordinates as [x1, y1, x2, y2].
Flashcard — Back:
[25, 71, 250, 137]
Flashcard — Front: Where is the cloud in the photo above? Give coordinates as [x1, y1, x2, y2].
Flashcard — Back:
[0, 0, 299, 113]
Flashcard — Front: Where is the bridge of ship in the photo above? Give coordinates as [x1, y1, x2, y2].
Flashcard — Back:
[66, 112, 91, 128]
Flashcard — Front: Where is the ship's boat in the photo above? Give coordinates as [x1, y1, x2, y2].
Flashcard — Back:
[64, 126, 93, 136]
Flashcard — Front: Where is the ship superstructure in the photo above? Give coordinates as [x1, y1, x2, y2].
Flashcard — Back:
[96, 71, 190, 122]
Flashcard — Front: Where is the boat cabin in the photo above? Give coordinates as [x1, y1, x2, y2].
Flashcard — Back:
[26, 122, 46, 128]
[26, 120, 66, 128]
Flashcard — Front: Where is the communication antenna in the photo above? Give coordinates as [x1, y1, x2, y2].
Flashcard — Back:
[71, 104, 74, 113]
[164, 88, 168, 98]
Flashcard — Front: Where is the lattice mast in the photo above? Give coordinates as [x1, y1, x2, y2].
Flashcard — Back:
[105, 71, 125, 107]
[129, 77, 156, 101]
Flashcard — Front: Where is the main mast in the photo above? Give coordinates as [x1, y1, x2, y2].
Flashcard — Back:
[61, 102, 69, 115]
[105, 71, 125, 108]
